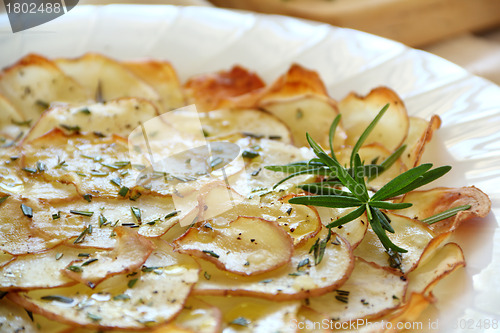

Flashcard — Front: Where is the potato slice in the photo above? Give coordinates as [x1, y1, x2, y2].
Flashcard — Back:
[295, 306, 331, 333]
[0, 54, 89, 122]
[63, 227, 154, 288]
[200, 295, 300, 333]
[0, 94, 25, 140]
[124, 60, 185, 111]
[198, 108, 292, 144]
[400, 115, 441, 169]
[315, 207, 368, 249]
[353, 213, 435, 274]
[406, 242, 465, 298]
[193, 228, 353, 300]
[306, 258, 407, 323]
[55, 53, 158, 103]
[0, 195, 57, 255]
[0, 298, 41, 332]
[184, 65, 265, 112]
[9, 242, 199, 330]
[397, 186, 491, 235]
[338, 87, 409, 151]
[26, 98, 159, 141]
[0, 251, 14, 268]
[174, 216, 293, 275]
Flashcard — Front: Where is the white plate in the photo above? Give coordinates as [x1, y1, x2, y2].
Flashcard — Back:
[1, 5, 499, 332]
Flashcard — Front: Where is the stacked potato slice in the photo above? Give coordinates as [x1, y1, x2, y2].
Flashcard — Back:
[0, 54, 490, 332]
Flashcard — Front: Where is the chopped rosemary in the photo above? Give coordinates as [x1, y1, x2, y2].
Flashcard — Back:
[40, 295, 73, 303]
[202, 250, 219, 258]
[36, 162, 47, 172]
[83, 194, 92, 202]
[22, 167, 37, 173]
[67, 265, 82, 273]
[78, 107, 91, 115]
[12, 119, 33, 127]
[87, 313, 102, 322]
[52, 211, 61, 220]
[110, 177, 122, 187]
[70, 210, 94, 217]
[35, 100, 49, 109]
[90, 170, 108, 177]
[118, 186, 129, 197]
[259, 279, 273, 284]
[230, 317, 250, 327]
[59, 124, 81, 132]
[98, 213, 107, 227]
[0, 195, 10, 205]
[128, 278, 138, 288]
[81, 258, 98, 266]
[242, 150, 259, 159]
[204, 271, 211, 280]
[297, 258, 310, 270]
[113, 294, 130, 301]
[21, 203, 33, 218]
[131, 207, 141, 223]
[165, 210, 179, 219]
[55, 253, 64, 260]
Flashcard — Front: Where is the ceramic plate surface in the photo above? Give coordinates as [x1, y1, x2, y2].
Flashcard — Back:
[1, 5, 499, 332]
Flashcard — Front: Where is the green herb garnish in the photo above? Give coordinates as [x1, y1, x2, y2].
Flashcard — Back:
[118, 186, 129, 197]
[229, 317, 250, 327]
[202, 250, 219, 258]
[131, 207, 141, 223]
[21, 203, 33, 218]
[70, 210, 94, 217]
[128, 278, 138, 288]
[0, 195, 10, 205]
[40, 295, 73, 303]
[422, 205, 471, 225]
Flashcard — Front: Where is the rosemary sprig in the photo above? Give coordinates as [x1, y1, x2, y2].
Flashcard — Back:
[266, 104, 463, 254]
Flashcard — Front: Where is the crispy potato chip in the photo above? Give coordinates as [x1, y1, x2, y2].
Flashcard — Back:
[397, 186, 491, 235]
[124, 60, 185, 111]
[200, 295, 300, 333]
[295, 306, 331, 333]
[306, 258, 406, 323]
[353, 213, 435, 274]
[0, 298, 41, 332]
[400, 115, 441, 169]
[0, 54, 89, 122]
[0, 251, 14, 268]
[9, 242, 199, 330]
[193, 228, 353, 300]
[184, 65, 265, 112]
[198, 108, 292, 144]
[315, 207, 368, 249]
[174, 216, 293, 275]
[26, 98, 159, 141]
[63, 227, 154, 288]
[0, 94, 25, 140]
[338, 87, 409, 151]
[55, 53, 158, 103]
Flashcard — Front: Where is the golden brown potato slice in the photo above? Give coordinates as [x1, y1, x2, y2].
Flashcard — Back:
[353, 213, 435, 274]
[0, 251, 14, 268]
[199, 295, 300, 333]
[0, 298, 42, 332]
[193, 228, 353, 300]
[9, 242, 199, 330]
[26, 98, 159, 141]
[55, 53, 158, 104]
[0, 94, 25, 140]
[184, 65, 265, 112]
[63, 227, 154, 288]
[397, 186, 491, 235]
[198, 108, 292, 144]
[0, 54, 89, 122]
[174, 216, 294, 275]
[338, 87, 409, 151]
[315, 207, 368, 249]
[306, 258, 407, 323]
[124, 60, 186, 111]
[400, 115, 441, 169]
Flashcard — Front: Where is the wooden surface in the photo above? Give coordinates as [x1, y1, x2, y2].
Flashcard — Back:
[209, 0, 500, 47]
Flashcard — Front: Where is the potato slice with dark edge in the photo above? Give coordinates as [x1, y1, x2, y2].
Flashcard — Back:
[174, 216, 294, 276]
[0, 54, 89, 122]
[63, 227, 154, 288]
[9, 241, 199, 330]
[397, 186, 491, 235]
[192, 228, 353, 300]
[401, 115, 441, 169]
[0, 94, 25, 141]
[315, 206, 368, 249]
[306, 258, 407, 323]
[338, 87, 409, 151]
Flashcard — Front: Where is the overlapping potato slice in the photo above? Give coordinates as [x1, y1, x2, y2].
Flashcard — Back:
[198, 108, 292, 144]
[63, 227, 154, 288]
[296, 306, 331, 333]
[306, 258, 407, 323]
[0, 251, 14, 268]
[0, 54, 90, 122]
[397, 186, 491, 234]
[406, 242, 465, 298]
[0, 195, 58, 255]
[9, 241, 199, 330]
[353, 213, 435, 274]
[315, 207, 368, 248]
[400, 115, 441, 169]
[124, 60, 186, 111]
[32, 195, 180, 248]
[26, 98, 159, 141]
[184, 65, 265, 112]
[55, 53, 159, 104]
[193, 228, 353, 300]
[0, 298, 42, 332]
[0, 94, 25, 140]
[200, 295, 300, 333]
[338, 87, 409, 151]
[174, 216, 293, 275]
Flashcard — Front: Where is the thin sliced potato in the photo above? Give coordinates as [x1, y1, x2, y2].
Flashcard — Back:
[295, 306, 332, 333]
[338, 87, 409, 151]
[55, 53, 158, 103]
[174, 216, 294, 275]
[184, 65, 265, 112]
[123, 60, 186, 111]
[306, 258, 406, 323]
[315, 207, 368, 249]
[63, 227, 154, 288]
[0, 298, 41, 332]
[193, 228, 353, 300]
[400, 115, 441, 169]
[353, 213, 435, 274]
[397, 186, 491, 235]
[26, 98, 159, 141]
[199, 295, 300, 333]
[0, 251, 14, 268]
[0, 54, 89, 122]
[9, 242, 199, 330]
[0, 94, 25, 140]
[198, 108, 292, 144]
